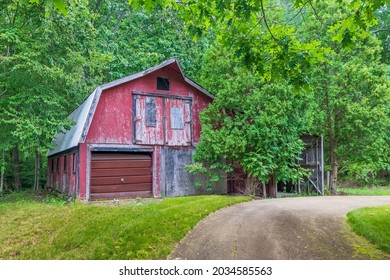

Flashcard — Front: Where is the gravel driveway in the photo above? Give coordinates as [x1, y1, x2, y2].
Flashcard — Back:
[169, 196, 390, 260]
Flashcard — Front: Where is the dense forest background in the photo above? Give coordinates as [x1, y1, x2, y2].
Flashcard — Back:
[0, 0, 389, 194]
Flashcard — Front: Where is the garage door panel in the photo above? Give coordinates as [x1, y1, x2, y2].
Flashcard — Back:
[91, 183, 152, 193]
[90, 191, 152, 200]
[90, 168, 151, 178]
[91, 160, 151, 169]
[91, 175, 152, 186]
[91, 153, 150, 161]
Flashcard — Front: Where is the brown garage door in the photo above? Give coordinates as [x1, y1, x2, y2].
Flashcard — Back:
[90, 152, 152, 200]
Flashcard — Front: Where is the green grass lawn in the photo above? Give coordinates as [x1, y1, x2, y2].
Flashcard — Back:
[0, 192, 250, 260]
[338, 187, 390, 196]
[347, 206, 390, 254]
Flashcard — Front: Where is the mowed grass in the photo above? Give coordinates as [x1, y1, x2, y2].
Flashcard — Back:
[0, 193, 250, 260]
[338, 187, 390, 196]
[347, 206, 390, 253]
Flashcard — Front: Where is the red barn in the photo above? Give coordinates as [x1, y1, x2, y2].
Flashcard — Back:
[47, 58, 227, 201]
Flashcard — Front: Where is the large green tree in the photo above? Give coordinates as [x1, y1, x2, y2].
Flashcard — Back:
[298, 2, 390, 191]
[186, 41, 316, 196]
[0, 0, 110, 190]
[187, 1, 389, 192]
[29, 0, 390, 77]
[127, 0, 389, 70]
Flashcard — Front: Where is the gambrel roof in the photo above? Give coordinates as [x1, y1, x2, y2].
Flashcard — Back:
[47, 57, 213, 157]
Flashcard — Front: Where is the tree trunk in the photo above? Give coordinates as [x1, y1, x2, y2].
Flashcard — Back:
[12, 146, 21, 190]
[328, 117, 339, 194]
[244, 175, 259, 196]
[330, 152, 339, 194]
[262, 181, 267, 199]
[34, 150, 41, 191]
[272, 171, 277, 197]
[325, 82, 338, 194]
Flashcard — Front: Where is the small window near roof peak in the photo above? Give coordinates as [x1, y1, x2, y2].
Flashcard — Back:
[145, 97, 156, 127]
[157, 77, 170, 91]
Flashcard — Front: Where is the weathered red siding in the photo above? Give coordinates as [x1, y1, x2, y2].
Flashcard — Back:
[86, 69, 211, 146]
[134, 95, 164, 145]
[77, 67, 212, 199]
[86, 86, 133, 145]
[165, 98, 192, 146]
[79, 142, 88, 200]
[48, 153, 77, 197]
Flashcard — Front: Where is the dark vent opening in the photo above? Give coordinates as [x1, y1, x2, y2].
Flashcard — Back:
[63, 155, 67, 173]
[157, 77, 170, 91]
[72, 153, 76, 173]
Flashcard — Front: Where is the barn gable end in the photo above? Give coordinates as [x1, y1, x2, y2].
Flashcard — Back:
[47, 58, 227, 201]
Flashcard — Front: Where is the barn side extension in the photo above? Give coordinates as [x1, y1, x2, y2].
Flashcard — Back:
[228, 135, 324, 197]
[295, 135, 324, 195]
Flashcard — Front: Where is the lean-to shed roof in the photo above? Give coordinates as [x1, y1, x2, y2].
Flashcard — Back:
[47, 57, 213, 157]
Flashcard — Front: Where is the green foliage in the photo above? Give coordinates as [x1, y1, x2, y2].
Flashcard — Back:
[3, 0, 388, 191]
[29, 0, 68, 15]
[127, 0, 388, 80]
[1, 0, 209, 189]
[187, 42, 314, 186]
[0, 195, 250, 259]
[0, 0, 112, 189]
[347, 206, 390, 253]
[328, 49, 389, 179]
[185, 162, 222, 191]
[300, 3, 390, 182]
[91, 5, 208, 80]
[187, 1, 389, 189]
[372, 5, 390, 63]
[328, 0, 384, 46]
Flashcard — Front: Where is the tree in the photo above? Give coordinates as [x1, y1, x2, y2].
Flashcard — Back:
[186, 42, 314, 195]
[297, 2, 390, 191]
[0, 0, 110, 190]
[125, 0, 389, 67]
[188, 1, 389, 193]
[372, 4, 390, 64]
[27, 0, 390, 76]
[311, 43, 389, 191]
[89, 2, 209, 80]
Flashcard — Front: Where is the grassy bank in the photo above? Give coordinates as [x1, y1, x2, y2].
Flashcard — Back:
[338, 187, 390, 196]
[0, 192, 250, 259]
[347, 206, 390, 254]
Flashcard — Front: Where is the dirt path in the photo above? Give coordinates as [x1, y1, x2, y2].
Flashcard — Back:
[169, 196, 390, 260]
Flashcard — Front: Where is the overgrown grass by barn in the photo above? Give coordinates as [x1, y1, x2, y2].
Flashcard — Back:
[347, 206, 390, 254]
[0, 191, 250, 259]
